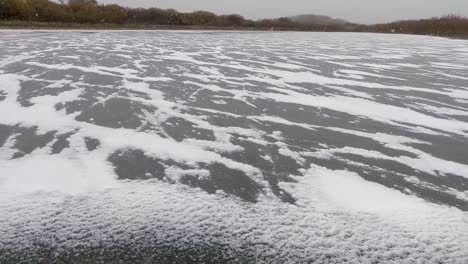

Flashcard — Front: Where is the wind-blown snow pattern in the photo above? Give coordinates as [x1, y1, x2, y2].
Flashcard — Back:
[0, 30, 468, 263]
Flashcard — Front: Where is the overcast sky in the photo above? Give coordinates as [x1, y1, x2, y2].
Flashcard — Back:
[96, 0, 468, 24]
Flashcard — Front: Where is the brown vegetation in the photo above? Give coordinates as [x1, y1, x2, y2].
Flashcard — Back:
[0, 0, 357, 30]
[1, 0, 467, 37]
[366, 15, 468, 37]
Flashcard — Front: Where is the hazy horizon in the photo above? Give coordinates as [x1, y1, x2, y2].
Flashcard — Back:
[95, 0, 468, 24]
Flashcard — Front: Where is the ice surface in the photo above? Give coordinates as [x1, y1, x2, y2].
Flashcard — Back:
[0, 31, 467, 263]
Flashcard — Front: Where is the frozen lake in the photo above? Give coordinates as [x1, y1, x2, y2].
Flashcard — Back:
[0, 31, 467, 263]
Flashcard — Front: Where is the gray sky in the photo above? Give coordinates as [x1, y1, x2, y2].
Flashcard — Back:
[98, 0, 468, 24]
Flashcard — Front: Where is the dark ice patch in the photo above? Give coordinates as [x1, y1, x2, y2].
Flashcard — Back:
[143, 81, 193, 102]
[0, 91, 6, 101]
[188, 89, 261, 116]
[56, 97, 98, 115]
[17, 80, 53, 107]
[162, 117, 215, 142]
[337, 153, 422, 177]
[252, 97, 433, 147]
[108, 148, 261, 202]
[314, 128, 420, 158]
[84, 137, 101, 151]
[55, 87, 114, 115]
[409, 136, 468, 166]
[51, 131, 75, 154]
[75, 69, 124, 86]
[452, 115, 468, 123]
[224, 138, 299, 204]
[0, 124, 14, 147]
[76, 97, 156, 129]
[11, 152, 26, 159]
[108, 149, 167, 180]
[37, 69, 78, 81]
[10, 126, 56, 159]
[203, 114, 252, 129]
[17, 80, 74, 107]
[182, 163, 262, 203]
[254, 115, 420, 159]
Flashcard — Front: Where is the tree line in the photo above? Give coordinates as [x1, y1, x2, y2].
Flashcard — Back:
[1, 0, 128, 24]
[365, 15, 468, 37]
[1, 0, 467, 37]
[0, 0, 356, 30]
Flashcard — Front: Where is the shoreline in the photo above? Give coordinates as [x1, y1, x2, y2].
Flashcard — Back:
[1, 28, 466, 40]
[0, 22, 467, 39]
[0, 20, 315, 31]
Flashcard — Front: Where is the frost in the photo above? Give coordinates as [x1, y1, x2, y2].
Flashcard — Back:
[0, 31, 467, 262]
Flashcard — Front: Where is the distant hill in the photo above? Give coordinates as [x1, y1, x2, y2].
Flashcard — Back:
[289, 14, 349, 26]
